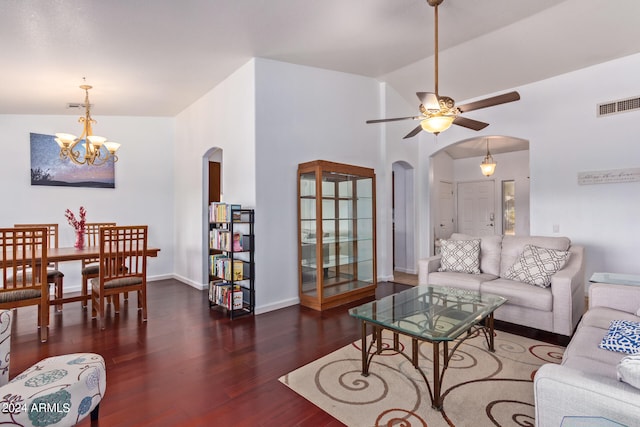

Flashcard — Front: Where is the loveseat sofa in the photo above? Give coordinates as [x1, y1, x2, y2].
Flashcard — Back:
[418, 233, 585, 336]
[534, 282, 640, 426]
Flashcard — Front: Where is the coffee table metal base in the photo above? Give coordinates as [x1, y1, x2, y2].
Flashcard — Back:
[358, 313, 496, 410]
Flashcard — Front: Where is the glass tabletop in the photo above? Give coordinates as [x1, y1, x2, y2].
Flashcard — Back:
[590, 272, 640, 287]
[349, 285, 506, 342]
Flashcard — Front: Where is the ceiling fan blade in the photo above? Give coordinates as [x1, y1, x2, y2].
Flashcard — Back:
[452, 116, 489, 131]
[403, 125, 423, 139]
[456, 91, 521, 113]
[366, 116, 421, 124]
[417, 92, 440, 111]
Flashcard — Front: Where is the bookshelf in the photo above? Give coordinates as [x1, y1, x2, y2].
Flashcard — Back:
[297, 160, 377, 311]
[208, 203, 255, 319]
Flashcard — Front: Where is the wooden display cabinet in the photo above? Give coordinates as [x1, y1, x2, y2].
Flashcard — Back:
[297, 160, 377, 311]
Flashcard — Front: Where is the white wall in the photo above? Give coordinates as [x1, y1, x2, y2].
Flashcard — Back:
[0, 114, 175, 289]
[414, 52, 640, 279]
[254, 58, 385, 312]
[173, 59, 256, 289]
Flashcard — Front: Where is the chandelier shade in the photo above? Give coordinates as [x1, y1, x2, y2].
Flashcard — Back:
[55, 84, 120, 166]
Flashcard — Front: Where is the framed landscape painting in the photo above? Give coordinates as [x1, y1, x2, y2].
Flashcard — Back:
[30, 133, 115, 188]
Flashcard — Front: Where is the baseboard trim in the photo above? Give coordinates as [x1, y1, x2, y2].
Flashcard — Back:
[255, 297, 299, 315]
[170, 274, 207, 291]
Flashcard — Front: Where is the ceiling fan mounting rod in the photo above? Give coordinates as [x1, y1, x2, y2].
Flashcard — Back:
[434, 1, 438, 95]
[427, 0, 443, 96]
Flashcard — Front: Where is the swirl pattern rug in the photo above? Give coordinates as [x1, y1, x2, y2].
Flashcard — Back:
[279, 330, 564, 426]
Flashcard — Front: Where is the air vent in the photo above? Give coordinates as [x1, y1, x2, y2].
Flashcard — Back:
[597, 96, 640, 117]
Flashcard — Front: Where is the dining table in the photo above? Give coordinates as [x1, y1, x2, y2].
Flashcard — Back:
[1, 245, 161, 307]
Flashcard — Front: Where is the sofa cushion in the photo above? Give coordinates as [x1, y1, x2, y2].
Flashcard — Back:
[581, 307, 640, 330]
[481, 278, 553, 311]
[503, 244, 570, 287]
[427, 271, 497, 292]
[563, 325, 628, 379]
[450, 233, 502, 276]
[618, 354, 640, 389]
[438, 239, 481, 274]
[599, 320, 640, 354]
[499, 235, 571, 277]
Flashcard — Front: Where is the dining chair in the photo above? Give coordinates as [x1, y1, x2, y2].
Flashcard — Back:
[91, 225, 148, 330]
[13, 223, 65, 312]
[81, 222, 116, 308]
[0, 227, 50, 342]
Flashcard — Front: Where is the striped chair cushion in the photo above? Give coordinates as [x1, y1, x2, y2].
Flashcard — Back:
[91, 277, 142, 290]
[0, 289, 42, 303]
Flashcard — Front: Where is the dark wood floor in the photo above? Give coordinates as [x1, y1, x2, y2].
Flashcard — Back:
[9, 280, 568, 426]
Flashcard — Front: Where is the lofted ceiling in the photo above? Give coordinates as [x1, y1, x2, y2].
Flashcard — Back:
[1, 0, 640, 125]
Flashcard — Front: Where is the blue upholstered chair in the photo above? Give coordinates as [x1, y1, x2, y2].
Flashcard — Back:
[0, 310, 107, 426]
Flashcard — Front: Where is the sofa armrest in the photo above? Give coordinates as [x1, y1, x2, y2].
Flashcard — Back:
[534, 363, 640, 427]
[417, 255, 442, 285]
[550, 245, 585, 336]
[589, 282, 640, 314]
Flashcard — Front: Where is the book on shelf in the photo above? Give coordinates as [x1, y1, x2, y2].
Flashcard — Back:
[209, 282, 243, 310]
[209, 202, 242, 223]
[209, 255, 247, 281]
[209, 229, 249, 252]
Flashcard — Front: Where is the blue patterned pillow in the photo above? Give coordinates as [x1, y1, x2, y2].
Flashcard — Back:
[599, 320, 640, 354]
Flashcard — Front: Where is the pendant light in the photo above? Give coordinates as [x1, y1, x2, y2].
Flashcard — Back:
[480, 139, 496, 177]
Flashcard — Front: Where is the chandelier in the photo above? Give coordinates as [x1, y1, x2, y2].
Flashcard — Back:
[55, 84, 120, 166]
[480, 139, 497, 177]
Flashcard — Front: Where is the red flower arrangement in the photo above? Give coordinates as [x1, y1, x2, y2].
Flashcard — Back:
[65, 206, 87, 249]
[65, 206, 87, 232]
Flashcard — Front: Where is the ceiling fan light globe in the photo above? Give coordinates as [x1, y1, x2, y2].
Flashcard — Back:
[420, 115, 454, 134]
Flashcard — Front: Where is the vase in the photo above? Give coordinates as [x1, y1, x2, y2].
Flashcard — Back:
[75, 230, 85, 250]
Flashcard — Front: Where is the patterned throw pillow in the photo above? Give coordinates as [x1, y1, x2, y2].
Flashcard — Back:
[600, 320, 640, 354]
[438, 239, 481, 274]
[503, 244, 570, 288]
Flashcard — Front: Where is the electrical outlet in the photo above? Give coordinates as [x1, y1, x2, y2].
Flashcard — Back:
[553, 224, 560, 233]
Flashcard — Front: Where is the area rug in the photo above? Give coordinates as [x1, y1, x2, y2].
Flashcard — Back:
[279, 330, 564, 427]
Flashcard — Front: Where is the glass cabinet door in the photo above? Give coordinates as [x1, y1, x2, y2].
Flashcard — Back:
[298, 160, 377, 310]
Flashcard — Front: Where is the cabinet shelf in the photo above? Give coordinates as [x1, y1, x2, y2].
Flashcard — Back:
[208, 206, 255, 319]
[297, 160, 377, 311]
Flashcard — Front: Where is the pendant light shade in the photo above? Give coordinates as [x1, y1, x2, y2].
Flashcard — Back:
[480, 139, 496, 177]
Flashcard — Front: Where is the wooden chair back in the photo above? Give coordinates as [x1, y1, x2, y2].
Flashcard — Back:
[14, 223, 59, 270]
[92, 225, 148, 329]
[99, 225, 148, 283]
[83, 223, 116, 268]
[0, 227, 49, 341]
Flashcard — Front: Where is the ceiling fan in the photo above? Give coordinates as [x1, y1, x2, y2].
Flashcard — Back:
[366, 0, 520, 138]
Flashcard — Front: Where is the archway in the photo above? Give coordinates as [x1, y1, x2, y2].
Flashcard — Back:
[429, 135, 529, 251]
[202, 147, 223, 284]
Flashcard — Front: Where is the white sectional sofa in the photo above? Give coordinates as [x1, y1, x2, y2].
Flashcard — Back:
[418, 233, 585, 336]
[534, 282, 640, 426]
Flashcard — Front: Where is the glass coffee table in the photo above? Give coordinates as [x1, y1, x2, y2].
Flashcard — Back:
[349, 285, 506, 410]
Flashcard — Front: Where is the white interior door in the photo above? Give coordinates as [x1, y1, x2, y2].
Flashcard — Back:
[457, 180, 495, 236]
[436, 181, 454, 240]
